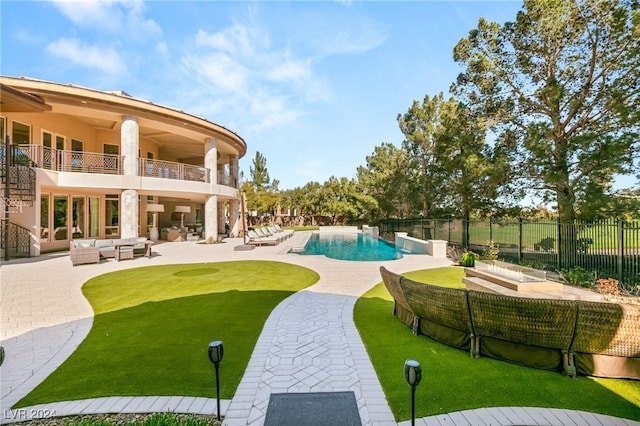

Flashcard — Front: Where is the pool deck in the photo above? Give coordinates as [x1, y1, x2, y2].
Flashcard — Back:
[1, 232, 638, 425]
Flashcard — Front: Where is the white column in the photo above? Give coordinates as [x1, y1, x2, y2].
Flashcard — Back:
[205, 195, 218, 241]
[121, 116, 139, 177]
[121, 189, 138, 238]
[230, 155, 238, 188]
[121, 116, 139, 238]
[217, 202, 226, 234]
[205, 138, 218, 186]
[229, 199, 239, 237]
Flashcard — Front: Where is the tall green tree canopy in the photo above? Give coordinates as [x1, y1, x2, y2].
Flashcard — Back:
[452, 0, 640, 222]
[243, 151, 278, 220]
[356, 143, 412, 219]
[249, 151, 271, 191]
[397, 93, 510, 220]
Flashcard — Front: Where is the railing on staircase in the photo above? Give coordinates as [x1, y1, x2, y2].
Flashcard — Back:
[1, 137, 35, 260]
[0, 219, 31, 259]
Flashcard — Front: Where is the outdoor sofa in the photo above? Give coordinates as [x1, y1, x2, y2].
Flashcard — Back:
[379, 266, 640, 380]
[70, 237, 152, 266]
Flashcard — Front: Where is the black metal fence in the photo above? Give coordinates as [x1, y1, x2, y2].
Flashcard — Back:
[379, 218, 640, 285]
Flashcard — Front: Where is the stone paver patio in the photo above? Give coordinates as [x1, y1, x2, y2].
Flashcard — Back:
[1, 233, 638, 425]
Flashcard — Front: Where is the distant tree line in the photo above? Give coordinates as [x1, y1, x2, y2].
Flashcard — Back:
[242, 0, 640, 227]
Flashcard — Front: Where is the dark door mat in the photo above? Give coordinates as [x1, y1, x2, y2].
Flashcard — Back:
[264, 391, 362, 426]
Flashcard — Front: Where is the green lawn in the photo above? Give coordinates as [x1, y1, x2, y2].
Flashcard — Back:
[354, 267, 640, 422]
[16, 261, 319, 407]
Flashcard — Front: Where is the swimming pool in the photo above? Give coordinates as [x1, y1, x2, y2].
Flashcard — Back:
[292, 232, 404, 261]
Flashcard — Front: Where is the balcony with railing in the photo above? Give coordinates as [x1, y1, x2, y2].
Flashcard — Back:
[9, 145, 233, 186]
[139, 158, 209, 183]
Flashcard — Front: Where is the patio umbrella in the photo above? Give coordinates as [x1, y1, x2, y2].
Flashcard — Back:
[234, 192, 254, 250]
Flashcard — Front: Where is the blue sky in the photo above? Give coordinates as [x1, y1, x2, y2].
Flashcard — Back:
[2, 0, 528, 190]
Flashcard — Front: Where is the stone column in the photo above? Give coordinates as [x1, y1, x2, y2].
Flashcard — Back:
[121, 116, 139, 238]
[121, 189, 138, 239]
[205, 195, 218, 242]
[205, 138, 218, 186]
[218, 202, 226, 234]
[229, 199, 239, 237]
[229, 155, 238, 188]
[121, 116, 139, 177]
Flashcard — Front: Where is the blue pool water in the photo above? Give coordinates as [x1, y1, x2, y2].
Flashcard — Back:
[293, 232, 403, 261]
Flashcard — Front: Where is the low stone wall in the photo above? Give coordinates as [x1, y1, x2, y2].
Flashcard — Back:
[394, 232, 447, 257]
[379, 266, 640, 380]
[318, 226, 359, 233]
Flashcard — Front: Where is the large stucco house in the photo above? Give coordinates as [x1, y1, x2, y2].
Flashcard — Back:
[0, 76, 246, 258]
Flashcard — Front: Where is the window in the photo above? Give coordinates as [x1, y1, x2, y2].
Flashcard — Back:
[71, 139, 83, 170]
[12, 121, 30, 145]
[40, 194, 49, 241]
[42, 131, 53, 169]
[103, 144, 120, 173]
[72, 196, 85, 239]
[56, 135, 65, 150]
[104, 144, 118, 155]
[105, 194, 119, 236]
[42, 131, 52, 148]
[1, 117, 5, 140]
[53, 195, 68, 241]
[89, 197, 100, 238]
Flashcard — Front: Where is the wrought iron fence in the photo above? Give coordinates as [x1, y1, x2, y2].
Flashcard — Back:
[379, 218, 640, 285]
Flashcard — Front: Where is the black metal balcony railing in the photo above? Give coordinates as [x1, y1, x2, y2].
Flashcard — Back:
[9, 145, 237, 186]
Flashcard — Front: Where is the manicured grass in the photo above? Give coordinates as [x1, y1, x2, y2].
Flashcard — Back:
[16, 261, 319, 407]
[354, 267, 640, 422]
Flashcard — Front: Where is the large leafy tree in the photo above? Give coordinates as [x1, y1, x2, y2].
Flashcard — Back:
[397, 94, 448, 217]
[318, 177, 361, 225]
[356, 143, 412, 219]
[452, 0, 640, 223]
[397, 93, 510, 222]
[434, 98, 520, 226]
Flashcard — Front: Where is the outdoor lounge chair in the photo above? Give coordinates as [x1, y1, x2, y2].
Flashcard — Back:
[269, 226, 293, 240]
[247, 230, 279, 246]
[255, 227, 284, 243]
[274, 224, 294, 238]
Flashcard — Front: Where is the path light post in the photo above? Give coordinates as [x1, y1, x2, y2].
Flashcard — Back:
[404, 359, 422, 426]
[208, 341, 224, 421]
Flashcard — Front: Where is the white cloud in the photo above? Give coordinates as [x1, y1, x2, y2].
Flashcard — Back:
[195, 26, 255, 55]
[47, 38, 126, 75]
[182, 25, 317, 132]
[267, 58, 311, 82]
[49, 0, 161, 38]
[155, 42, 168, 55]
[182, 52, 248, 95]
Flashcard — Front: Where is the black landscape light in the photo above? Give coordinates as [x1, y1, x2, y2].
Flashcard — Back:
[208, 340, 224, 421]
[404, 359, 422, 426]
[0, 346, 4, 367]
